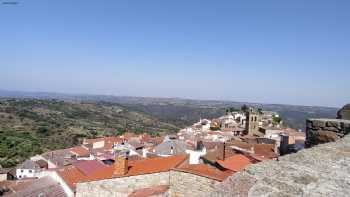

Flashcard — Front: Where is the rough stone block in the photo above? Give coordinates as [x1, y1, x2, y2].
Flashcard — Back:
[306, 119, 350, 147]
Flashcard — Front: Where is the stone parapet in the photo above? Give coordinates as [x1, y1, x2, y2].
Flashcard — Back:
[76, 172, 169, 197]
[169, 170, 220, 197]
[305, 118, 350, 147]
[211, 134, 350, 197]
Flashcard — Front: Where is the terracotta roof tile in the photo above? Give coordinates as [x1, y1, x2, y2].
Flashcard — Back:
[124, 155, 187, 177]
[217, 155, 253, 172]
[69, 146, 90, 157]
[227, 140, 277, 159]
[57, 155, 187, 190]
[73, 160, 107, 176]
[175, 164, 233, 181]
[0, 177, 66, 197]
[42, 149, 77, 168]
[253, 144, 277, 159]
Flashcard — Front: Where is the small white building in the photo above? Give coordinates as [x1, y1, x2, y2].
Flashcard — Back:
[16, 160, 41, 179]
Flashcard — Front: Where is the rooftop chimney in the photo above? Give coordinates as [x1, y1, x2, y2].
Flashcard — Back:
[114, 151, 129, 176]
[218, 142, 226, 160]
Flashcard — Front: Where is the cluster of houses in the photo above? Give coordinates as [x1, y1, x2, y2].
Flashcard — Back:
[0, 107, 305, 197]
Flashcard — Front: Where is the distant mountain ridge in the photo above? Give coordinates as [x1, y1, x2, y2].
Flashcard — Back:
[0, 90, 339, 130]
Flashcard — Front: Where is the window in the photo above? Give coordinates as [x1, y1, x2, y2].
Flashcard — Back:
[255, 117, 257, 121]
[21, 170, 24, 173]
[18, 175, 22, 178]
[29, 170, 32, 173]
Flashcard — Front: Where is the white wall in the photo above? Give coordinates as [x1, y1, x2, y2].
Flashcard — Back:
[186, 148, 206, 164]
[16, 169, 39, 179]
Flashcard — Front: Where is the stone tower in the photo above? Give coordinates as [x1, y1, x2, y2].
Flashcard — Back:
[113, 151, 129, 176]
[245, 108, 260, 136]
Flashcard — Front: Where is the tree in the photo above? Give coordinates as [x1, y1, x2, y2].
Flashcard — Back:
[37, 126, 49, 135]
[272, 115, 282, 124]
[116, 128, 125, 136]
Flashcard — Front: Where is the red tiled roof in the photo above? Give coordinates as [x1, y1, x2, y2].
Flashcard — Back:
[175, 164, 233, 182]
[227, 140, 277, 159]
[248, 154, 270, 162]
[57, 155, 187, 190]
[69, 146, 90, 157]
[217, 155, 253, 172]
[0, 177, 66, 197]
[73, 160, 107, 176]
[128, 185, 169, 197]
[125, 155, 187, 176]
[253, 144, 277, 159]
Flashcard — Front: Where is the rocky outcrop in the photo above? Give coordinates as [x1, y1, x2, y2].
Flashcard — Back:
[337, 104, 350, 120]
[305, 119, 350, 147]
[211, 134, 350, 197]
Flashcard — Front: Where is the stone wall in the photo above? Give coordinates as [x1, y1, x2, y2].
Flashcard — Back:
[211, 134, 350, 197]
[76, 172, 169, 197]
[338, 104, 350, 120]
[306, 118, 350, 147]
[169, 170, 220, 197]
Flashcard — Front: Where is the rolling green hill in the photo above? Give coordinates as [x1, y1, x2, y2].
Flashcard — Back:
[0, 98, 179, 167]
[0, 91, 340, 167]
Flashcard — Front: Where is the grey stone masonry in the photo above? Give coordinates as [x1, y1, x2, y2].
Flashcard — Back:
[306, 118, 350, 147]
[211, 134, 350, 197]
[76, 172, 169, 197]
[169, 170, 220, 197]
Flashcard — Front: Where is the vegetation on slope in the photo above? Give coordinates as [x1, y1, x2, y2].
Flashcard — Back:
[0, 98, 179, 167]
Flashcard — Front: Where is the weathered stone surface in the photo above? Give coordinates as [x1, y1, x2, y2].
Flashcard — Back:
[306, 119, 350, 147]
[76, 172, 170, 197]
[337, 104, 350, 120]
[169, 170, 220, 197]
[211, 135, 350, 197]
[76, 170, 221, 197]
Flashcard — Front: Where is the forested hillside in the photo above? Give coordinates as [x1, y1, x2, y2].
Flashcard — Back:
[0, 98, 179, 167]
[0, 91, 339, 167]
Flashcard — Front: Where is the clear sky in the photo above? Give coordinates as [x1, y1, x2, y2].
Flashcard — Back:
[1, 0, 349, 107]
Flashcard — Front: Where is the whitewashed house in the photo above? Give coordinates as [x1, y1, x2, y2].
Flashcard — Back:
[16, 160, 41, 179]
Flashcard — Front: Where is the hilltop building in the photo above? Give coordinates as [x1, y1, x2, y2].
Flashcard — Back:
[245, 108, 261, 136]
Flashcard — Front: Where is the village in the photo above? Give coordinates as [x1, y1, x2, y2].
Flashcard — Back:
[0, 106, 306, 197]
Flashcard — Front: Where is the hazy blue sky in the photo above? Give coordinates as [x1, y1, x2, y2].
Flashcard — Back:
[1, 0, 349, 107]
